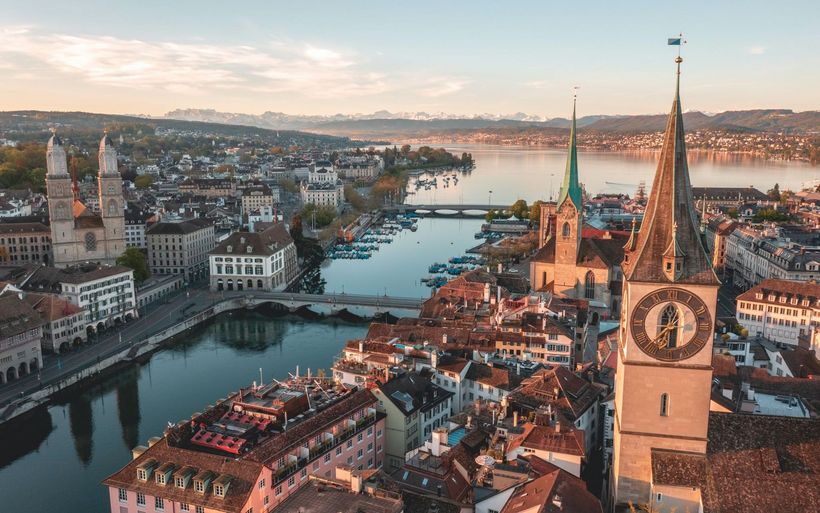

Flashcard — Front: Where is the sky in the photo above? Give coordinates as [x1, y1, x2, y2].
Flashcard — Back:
[0, 0, 817, 118]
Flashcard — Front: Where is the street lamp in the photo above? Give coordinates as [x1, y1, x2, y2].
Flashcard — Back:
[488, 190, 493, 207]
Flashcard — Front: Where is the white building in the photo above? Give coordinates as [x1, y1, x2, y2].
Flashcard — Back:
[736, 278, 820, 345]
[147, 218, 215, 281]
[208, 223, 298, 292]
[22, 264, 138, 335]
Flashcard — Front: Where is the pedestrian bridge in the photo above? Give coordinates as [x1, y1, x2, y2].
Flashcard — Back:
[382, 204, 500, 217]
[220, 290, 424, 317]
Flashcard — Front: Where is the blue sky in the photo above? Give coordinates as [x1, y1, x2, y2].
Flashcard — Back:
[0, 0, 817, 117]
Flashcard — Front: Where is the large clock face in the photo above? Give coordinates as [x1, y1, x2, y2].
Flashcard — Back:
[629, 287, 713, 362]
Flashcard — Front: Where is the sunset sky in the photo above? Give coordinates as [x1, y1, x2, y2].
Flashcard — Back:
[0, 0, 817, 118]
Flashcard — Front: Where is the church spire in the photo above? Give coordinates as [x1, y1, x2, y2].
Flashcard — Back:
[556, 93, 582, 210]
[623, 56, 717, 285]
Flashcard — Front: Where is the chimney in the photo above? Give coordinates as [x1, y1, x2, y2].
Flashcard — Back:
[555, 422, 561, 433]
[431, 428, 445, 456]
[466, 415, 473, 429]
[513, 411, 519, 427]
[431, 350, 439, 368]
[483, 282, 491, 303]
[442, 333, 448, 346]
[358, 340, 364, 353]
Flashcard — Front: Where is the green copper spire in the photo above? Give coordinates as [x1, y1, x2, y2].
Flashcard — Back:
[557, 96, 582, 209]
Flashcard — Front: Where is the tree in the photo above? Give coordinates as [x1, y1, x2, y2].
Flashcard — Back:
[767, 183, 780, 200]
[116, 248, 150, 284]
[485, 209, 496, 222]
[344, 185, 367, 212]
[134, 175, 154, 189]
[510, 199, 529, 219]
[529, 200, 545, 223]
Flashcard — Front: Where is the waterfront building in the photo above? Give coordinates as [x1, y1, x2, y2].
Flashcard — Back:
[724, 224, 820, 290]
[373, 371, 453, 471]
[691, 186, 770, 210]
[23, 263, 137, 334]
[0, 222, 51, 265]
[147, 218, 215, 281]
[208, 222, 298, 292]
[103, 382, 386, 513]
[46, 132, 126, 268]
[530, 100, 626, 315]
[336, 155, 383, 181]
[24, 292, 87, 353]
[736, 278, 820, 345]
[135, 274, 185, 310]
[0, 292, 44, 384]
[332, 339, 406, 387]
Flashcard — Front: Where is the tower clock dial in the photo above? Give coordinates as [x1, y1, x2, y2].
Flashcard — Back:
[629, 287, 712, 362]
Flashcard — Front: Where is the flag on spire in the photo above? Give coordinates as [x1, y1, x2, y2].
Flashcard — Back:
[668, 37, 682, 45]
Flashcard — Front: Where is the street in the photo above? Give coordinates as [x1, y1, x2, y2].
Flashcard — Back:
[0, 284, 216, 410]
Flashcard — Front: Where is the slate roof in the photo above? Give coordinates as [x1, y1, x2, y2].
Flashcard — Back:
[511, 367, 604, 421]
[0, 222, 50, 234]
[0, 293, 45, 339]
[211, 223, 293, 257]
[466, 362, 523, 391]
[147, 218, 213, 235]
[378, 372, 452, 416]
[737, 278, 820, 306]
[623, 69, 718, 285]
[651, 412, 820, 513]
[103, 437, 264, 513]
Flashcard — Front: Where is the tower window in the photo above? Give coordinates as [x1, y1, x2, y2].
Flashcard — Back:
[562, 222, 571, 238]
[660, 393, 669, 417]
[584, 271, 595, 299]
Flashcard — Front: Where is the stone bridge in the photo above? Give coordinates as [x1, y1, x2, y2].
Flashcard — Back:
[381, 204, 500, 217]
[220, 291, 424, 317]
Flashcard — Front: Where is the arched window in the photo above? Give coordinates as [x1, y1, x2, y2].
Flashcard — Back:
[107, 199, 118, 216]
[659, 304, 680, 348]
[84, 232, 97, 251]
[584, 271, 595, 299]
[660, 393, 669, 417]
[561, 222, 571, 238]
[257, 279, 263, 289]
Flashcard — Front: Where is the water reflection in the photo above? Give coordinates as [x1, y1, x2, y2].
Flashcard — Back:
[68, 395, 94, 466]
[116, 375, 140, 451]
[0, 407, 53, 469]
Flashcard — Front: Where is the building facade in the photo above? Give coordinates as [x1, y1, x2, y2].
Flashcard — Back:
[240, 184, 278, 215]
[147, 219, 215, 281]
[46, 133, 126, 268]
[736, 279, 820, 346]
[0, 293, 44, 385]
[0, 222, 51, 265]
[725, 225, 820, 290]
[25, 292, 87, 353]
[209, 223, 298, 292]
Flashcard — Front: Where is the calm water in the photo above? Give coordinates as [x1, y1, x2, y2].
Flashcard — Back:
[1, 146, 814, 512]
[319, 145, 816, 296]
[0, 312, 367, 513]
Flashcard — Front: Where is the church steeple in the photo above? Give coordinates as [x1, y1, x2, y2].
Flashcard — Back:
[622, 57, 717, 285]
[557, 96, 582, 210]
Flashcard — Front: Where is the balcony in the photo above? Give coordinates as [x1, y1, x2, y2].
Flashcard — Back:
[272, 412, 381, 486]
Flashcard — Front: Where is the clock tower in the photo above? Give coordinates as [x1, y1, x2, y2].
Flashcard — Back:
[553, 96, 583, 296]
[611, 57, 719, 506]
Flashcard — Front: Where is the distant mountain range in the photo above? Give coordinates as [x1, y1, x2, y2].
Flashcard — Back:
[162, 108, 819, 139]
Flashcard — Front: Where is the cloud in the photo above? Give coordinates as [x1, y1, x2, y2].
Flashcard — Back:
[0, 25, 473, 106]
[0, 25, 386, 98]
[748, 46, 766, 55]
[418, 78, 468, 97]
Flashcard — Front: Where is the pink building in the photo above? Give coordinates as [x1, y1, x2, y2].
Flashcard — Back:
[104, 384, 386, 513]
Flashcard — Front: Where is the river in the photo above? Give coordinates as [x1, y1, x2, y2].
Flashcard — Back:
[0, 145, 815, 512]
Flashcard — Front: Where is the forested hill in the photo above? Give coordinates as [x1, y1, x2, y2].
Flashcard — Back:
[0, 110, 365, 148]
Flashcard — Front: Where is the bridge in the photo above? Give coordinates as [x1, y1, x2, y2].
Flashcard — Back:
[382, 204, 501, 217]
[219, 290, 424, 315]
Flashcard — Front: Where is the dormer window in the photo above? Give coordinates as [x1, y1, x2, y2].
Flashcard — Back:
[175, 476, 185, 488]
[227, 245, 233, 253]
[137, 469, 148, 481]
[214, 484, 224, 497]
[246, 246, 253, 253]
[756, 293, 764, 300]
[791, 297, 798, 305]
[156, 473, 166, 485]
[195, 480, 204, 493]
[779, 296, 787, 304]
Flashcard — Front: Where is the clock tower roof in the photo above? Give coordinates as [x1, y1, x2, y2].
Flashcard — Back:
[623, 58, 718, 285]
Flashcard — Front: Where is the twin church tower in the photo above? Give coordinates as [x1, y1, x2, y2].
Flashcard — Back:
[547, 57, 719, 506]
[45, 132, 126, 267]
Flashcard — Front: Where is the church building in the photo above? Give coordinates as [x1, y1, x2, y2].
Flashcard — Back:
[529, 99, 627, 315]
[611, 57, 820, 513]
[46, 132, 126, 268]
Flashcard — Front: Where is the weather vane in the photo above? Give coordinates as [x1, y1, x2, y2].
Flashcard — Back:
[668, 33, 687, 73]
